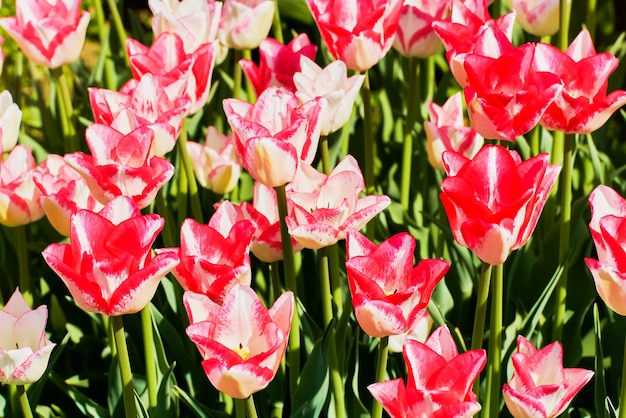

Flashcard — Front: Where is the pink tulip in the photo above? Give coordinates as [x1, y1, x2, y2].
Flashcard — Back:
[223, 87, 323, 187]
[388, 309, 433, 353]
[392, 0, 448, 58]
[294, 56, 365, 135]
[305, 0, 403, 71]
[184, 284, 293, 399]
[0, 91, 22, 153]
[149, 0, 222, 54]
[159, 217, 254, 304]
[218, 0, 275, 50]
[89, 74, 190, 157]
[0, 288, 56, 385]
[214, 182, 303, 262]
[65, 124, 175, 209]
[585, 185, 626, 315]
[509, 0, 559, 36]
[424, 92, 483, 171]
[463, 31, 564, 140]
[186, 127, 241, 194]
[345, 229, 449, 338]
[42, 196, 179, 316]
[127, 32, 217, 114]
[503, 336, 593, 418]
[0, 0, 90, 68]
[368, 325, 486, 417]
[240, 34, 317, 97]
[0, 145, 44, 227]
[440, 145, 560, 265]
[285, 155, 391, 249]
[533, 29, 626, 134]
[33, 154, 103, 236]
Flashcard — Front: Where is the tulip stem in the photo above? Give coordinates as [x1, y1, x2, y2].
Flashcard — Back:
[246, 395, 259, 418]
[141, 306, 158, 414]
[275, 184, 300, 403]
[362, 71, 376, 240]
[484, 263, 503, 418]
[106, 0, 129, 65]
[400, 57, 420, 212]
[471, 262, 493, 397]
[619, 331, 626, 418]
[329, 243, 343, 313]
[111, 315, 137, 418]
[371, 337, 389, 418]
[53, 67, 78, 153]
[558, 0, 572, 52]
[233, 50, 244, 101]
[178, 121, 204, 223]
[15, 225, 32, 307]
[553, 134, 573, 342]
[320, 135, 331, 174]
[16, 385, 33, 418]
[271, 0, 284, 44]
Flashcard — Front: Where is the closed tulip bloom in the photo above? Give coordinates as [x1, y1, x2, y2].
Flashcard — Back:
[42, 196, 180, 316]
[368, 325, 486, 417]
[0, 91, 22, 153]
[159, 217, 254, 304]
[509, 0, 559, 36]
[0, 288, 55, 385]
[285, 155, 391, 249]
[503, 336, 593, 418]
[223, 87, 323, 187]
[149, 0, 222, 54]
[240, 34, 317, 97]
[218, 0, 275, 50]
[585, 185, 626, 315]
[0, 145, 44, 227]
[392, 0, 448, 58]
[305, 0, 403, 71]
[184, 285, 293, 399]
[0, 0, 90, 68]
[424, 92, 483, 171]
[294, 56, 365, 135]
[533, 29, 626, 134]
[346, 229, 449, 338]
[440, 145, 560, 265]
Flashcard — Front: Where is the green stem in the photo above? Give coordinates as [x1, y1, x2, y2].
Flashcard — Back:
[484, 263, 503, 418]
[15, 225, 32, 307]
[558, 0, 572, 52]
[178, 121, 204, 223]
[371, 337, 389, 418]
[586, 0, 596, 41]
[400, 57, 420, 212]
[111, 315, 137, 418]
[16, 385, 33, 418]
[362, 71, 374, 195]
[553, 134, 573, 342]
[328, 243, 343, 313]
[530, 125, 541, 156]
[275, 184, 300, 404]
[270, 261, 282, 305]
[233, 50, 244, 100]
[246, 395, 259, 418]
[471, 262, 493, 397]
[420, 55, 435, 113]
[235, 397, 246, 418]
[106, 0, 129, 66]
[176, 150, 189, 226]
[320, 135, 331, 174]
[92, 0, 117, 89]
[53, 67, 78, 153]
[141, 306, 157, 414]
[619, 331, 626, 418]
[155, 190, 176, 247]
[271, 0, 284, 44]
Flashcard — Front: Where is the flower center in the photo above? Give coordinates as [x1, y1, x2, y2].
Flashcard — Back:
[233, 343, 251, 361]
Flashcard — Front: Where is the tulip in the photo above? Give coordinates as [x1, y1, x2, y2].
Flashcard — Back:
[424, 91, 483, 171]
[533, 29, 626, 134]
[42, 196, 180, 316]
[503, 336, 593, 418]
[0, 0, 90, 68]
[387, 309, 433, 353]
[149, 0, 222, 54]
[285, 155, 391, 249]
[584, 185, 626, 315]
[305, 0, 403, 71]
[159, 217, 254, 304]
[0, 145, 44, 227]
[218, 0, 275, 50]
[33, 154, 103, 236]
[345, 229, 449, 338]
[440, 145, 560, 265]
[509, 0, 559, 37]
[186, 127, 241, 195]
[392, 0, 448, 58]
[0, 91, 22, 153]
[184, 284, 293, 399]
[368, 325, 486, 417]
[0, 288, 56, 385]
[223, 87, 323, 187]
[240, 34, 317, 97]
[294, 56, 365, 135]
[65, 124, 175, 209]
[127, 32, 217, 114]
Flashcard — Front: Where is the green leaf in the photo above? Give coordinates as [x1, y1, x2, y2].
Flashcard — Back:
[594, 304, 609, 418]
[49, 372, 109, 418]
[171, 386, 230, 418]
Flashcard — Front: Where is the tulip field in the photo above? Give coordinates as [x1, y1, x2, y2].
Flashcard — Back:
[0, 0, 626, 416]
